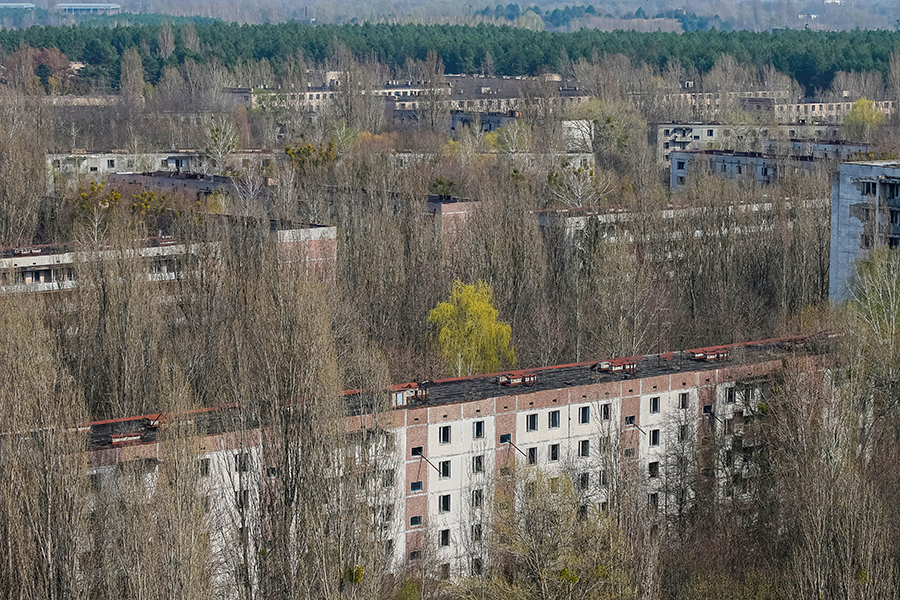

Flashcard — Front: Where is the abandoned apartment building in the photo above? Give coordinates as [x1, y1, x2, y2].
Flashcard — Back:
[80, 334, 819, 588]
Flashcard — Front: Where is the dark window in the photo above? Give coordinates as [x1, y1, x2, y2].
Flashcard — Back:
[472, 489, 483, 508]
[624, 448, 636, 458]
[473, 420, 484, 439]
[411, 481, 423, 492]
[235, 489, 249, 510]
[409, 550, 422, 560]
[650, 397, 660, 413]
[472, 523, 483, 542]
[107, 159, 115, 168]
[549, 443, 560, 462]
[439, 529, 450, 546]
[649, 461, 659, 478]
[707, 129, 714, 137]
[599, 470, 608, 486]
[235, 453, 249, 472]
[726, 388, 736, 404]
[703, 405, 713, 415]
[601, 404, 610, 420]
[199, 458, 210, 476]
[439, 494, 451, 513]
[579, 440, 590, 457]
[679, 392, 689, 409]
[624, 415, 636, 426]
[650, 429, 660, 446]
[473, 455, 484, 473]
[439, 425, 451, 444]
[527, 447, 537, 465]
[578, 406, 590, 424]
[579, 473, 589, 489]
[499, 433, 511, 444]
[677, 161, 686, 170]
[549, 410, 560, 428]
[410, 515, 422, 526]
[649, 493, 659, 510]
[411, 446, 423, 457]
[678, 424, 688, 442]
[440, 460, 451, 479]
[472, 557, 483, 576]
[526, 414, 538, 432]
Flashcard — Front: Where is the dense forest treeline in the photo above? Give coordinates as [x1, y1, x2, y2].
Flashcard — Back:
[2, 10, 900, 600]
[4, 22, 900, 92]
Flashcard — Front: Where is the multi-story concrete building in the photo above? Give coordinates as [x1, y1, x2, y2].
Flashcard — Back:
[776, 99, 894, 123]
[668, 149, 821, 190]
[761, 138, 871, 159]
[47, 149, 285, 194]
[829, 161, 900, 300]
[240, 73, 590, 130]
[78, 335, 816, 585]
[649, 122, 843, 166]
[0, 220, 337, 293]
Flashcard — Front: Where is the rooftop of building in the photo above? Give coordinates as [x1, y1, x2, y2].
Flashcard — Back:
[0, 218, 331, 263]
[55, 3, 121, 7]
[49, 148, 282, 156]
[844, 160, 900, 168]
[79, 333, 829, 452]
[670, 149, 818, 162]
[651, 121, 840, 126]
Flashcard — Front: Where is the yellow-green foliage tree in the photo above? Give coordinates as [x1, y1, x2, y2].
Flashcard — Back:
[429, 279, 516, 377]
[843, 98, 885, 143]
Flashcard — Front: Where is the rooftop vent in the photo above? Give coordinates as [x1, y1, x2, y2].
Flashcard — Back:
[687, 347, 730, 361]
[595, 358, 638, 373]
[496, 371, 537, 386]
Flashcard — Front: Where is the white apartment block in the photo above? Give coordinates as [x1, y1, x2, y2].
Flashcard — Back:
[649, 122, 843, 166]
[79, 335, 813, 587]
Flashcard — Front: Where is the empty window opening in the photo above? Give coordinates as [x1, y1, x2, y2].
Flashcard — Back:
[549, 410, 560, 428]
[579, 439, 590, 457]
[578, 406, 590, 424]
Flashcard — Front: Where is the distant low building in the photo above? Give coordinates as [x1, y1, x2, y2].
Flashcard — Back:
[55, 2, 121, 13]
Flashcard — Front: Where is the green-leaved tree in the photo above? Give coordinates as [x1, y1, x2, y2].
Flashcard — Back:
[843, 98, 885, 143]
[429, 279, 516, 377]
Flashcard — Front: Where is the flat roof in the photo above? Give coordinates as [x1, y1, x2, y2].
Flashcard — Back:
[80, 334, 828, 451]
[56, 3, 121, 7]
